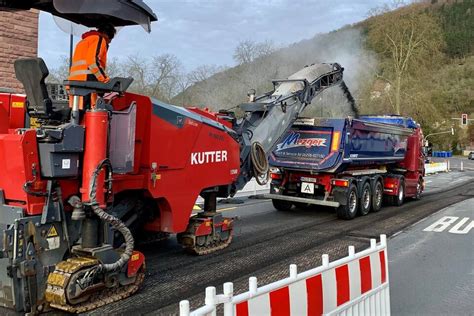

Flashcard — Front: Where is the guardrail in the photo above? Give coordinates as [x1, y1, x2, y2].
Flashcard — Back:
[179, 235, 390, 316]
[425, 161, 449, 175]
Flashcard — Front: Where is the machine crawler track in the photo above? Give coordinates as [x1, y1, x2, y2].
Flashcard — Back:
[184, 234, 233, 256]
[45, 257, 145, 314]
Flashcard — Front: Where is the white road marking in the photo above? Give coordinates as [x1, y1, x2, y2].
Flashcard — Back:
[423, 216, 474, 234]
[448, 217, 474, 234]
[423, 216, 459, 232]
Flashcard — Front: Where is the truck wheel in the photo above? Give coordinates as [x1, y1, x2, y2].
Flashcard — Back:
[371, 181, 383, 212]
[391, 180, 405, 206]
[413, 178, 423, 200]
[359, 182, 371, 216]
[272, 199, 292, 211]
[336, 183, 358, 220]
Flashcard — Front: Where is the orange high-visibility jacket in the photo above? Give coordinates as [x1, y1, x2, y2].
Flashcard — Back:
[69, 31, 110, 83]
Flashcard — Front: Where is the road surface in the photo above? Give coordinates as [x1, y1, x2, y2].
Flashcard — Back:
[92, 171, 474, 315]
[390, 197, 474, 315]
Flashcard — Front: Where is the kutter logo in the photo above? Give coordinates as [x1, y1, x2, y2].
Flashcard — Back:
[276, 132, 327, 151]
[191, 150, 228, 165]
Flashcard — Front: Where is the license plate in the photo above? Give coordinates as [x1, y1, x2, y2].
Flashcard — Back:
[301, 182, 314, 194]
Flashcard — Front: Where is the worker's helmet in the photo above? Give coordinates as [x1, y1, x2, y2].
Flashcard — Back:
[97, 23, 117, 41]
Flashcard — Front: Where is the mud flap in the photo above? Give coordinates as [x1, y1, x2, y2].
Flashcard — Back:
[332, 187, 349, 206]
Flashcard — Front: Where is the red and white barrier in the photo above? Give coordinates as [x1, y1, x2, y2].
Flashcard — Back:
[425, 162, 449, 175]
[180, 235, 390, 316]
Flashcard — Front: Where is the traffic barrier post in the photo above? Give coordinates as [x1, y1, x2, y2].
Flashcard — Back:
[180, 235, 390, 316]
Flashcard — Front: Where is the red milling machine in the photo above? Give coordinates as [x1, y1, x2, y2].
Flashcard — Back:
[0, 0, 353, 313]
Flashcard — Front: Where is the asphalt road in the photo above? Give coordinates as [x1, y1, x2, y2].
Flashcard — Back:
[389, 197, 474, 315]
[92, 171, 474, 315]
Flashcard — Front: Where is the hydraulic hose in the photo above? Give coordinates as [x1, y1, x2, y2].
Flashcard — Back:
[250, 142, 270, 185]
[89, 159, 135, 272]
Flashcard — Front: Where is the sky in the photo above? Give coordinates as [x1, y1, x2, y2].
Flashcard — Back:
[38, 0, 391, 72]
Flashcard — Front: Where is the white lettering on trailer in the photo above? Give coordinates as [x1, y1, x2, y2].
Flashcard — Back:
[191, 150, 228, 165]
[423, 216, 474, 234]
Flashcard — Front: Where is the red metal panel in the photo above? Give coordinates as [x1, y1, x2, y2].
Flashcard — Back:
[9, 94, 26, 129]
[0, 93, 11, 133]
[127, 251, 145, 277]
[108, 93, 241, 233]
[142, 107, 240, 233]
[0, 130, 45, 215]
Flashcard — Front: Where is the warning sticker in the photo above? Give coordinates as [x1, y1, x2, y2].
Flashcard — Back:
[47, 225, 60, 250]
[47, 237, 60, 250]
[47, 225, 58, 237]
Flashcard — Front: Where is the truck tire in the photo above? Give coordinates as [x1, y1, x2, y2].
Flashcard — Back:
[272, 199, 292, 211]
[390, 179, 405, 206]
[359, 182, 371, 216]
[336, 183, 358, 220]
[371, 180, 383, 212]
[413, 178, 423, 200]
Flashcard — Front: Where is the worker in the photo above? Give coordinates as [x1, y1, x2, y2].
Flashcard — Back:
[68, 23, 116, 109]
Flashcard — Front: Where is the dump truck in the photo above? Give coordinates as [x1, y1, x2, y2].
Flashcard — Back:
[264, 116, 425, 219]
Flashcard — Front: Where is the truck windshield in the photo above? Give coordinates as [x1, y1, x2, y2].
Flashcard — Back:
[273, 127, 333, 161]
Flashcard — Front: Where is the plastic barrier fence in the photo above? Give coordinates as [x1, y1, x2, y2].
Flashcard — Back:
[425, 162, 449, 175]
[180, 235, 390, 316]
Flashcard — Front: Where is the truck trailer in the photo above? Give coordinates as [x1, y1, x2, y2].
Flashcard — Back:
[265, 116, 425, 219]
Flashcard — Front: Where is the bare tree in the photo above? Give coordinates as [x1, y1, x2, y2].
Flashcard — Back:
[123, 54, 150, 95]
[187, 64, 226, 84]
[233, 39, 276, 64]
[47, 56, 70, 83]
[149, 54, 182, 100]
[368, 3, 444, 114]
